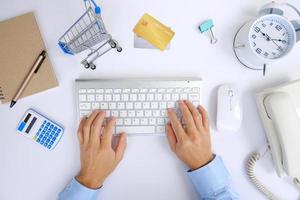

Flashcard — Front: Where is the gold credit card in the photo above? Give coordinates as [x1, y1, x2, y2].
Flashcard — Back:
[133, 13, 175, 51]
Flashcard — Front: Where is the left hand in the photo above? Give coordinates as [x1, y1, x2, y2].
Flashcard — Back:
[76, 110, 127, 189]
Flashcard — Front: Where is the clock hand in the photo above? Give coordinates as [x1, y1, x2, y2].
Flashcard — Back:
[271, 38, 287, 44]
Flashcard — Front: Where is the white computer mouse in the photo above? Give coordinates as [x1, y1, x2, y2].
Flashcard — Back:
[216, 84, 242, 133]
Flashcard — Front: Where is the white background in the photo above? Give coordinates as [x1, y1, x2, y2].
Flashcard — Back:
[1, 0, 300, 199]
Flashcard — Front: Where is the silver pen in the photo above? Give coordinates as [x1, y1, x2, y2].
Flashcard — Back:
[10, 50, 47, 108]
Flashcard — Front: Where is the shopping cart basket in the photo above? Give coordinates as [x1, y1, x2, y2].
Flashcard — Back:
[58, 0, 122, 70]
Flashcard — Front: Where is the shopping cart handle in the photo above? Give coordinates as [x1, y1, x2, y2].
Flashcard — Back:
[84, 0, 101, 14]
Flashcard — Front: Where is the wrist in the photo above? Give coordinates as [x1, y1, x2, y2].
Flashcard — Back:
[76, 172, 104, 189]
[189, 153, 214, 171]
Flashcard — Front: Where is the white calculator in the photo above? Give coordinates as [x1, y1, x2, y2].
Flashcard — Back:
[17, 109, 64, 150]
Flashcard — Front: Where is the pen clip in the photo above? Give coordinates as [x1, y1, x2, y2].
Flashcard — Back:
[34, 50, 47, 73]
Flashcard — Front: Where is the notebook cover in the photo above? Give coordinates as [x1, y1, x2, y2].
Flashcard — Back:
[0, 12, 58, 103]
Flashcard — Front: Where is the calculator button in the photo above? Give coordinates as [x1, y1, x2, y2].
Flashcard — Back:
[52, 137, 57, 141]
[40, 141, 44, 144]
[55, 133, 59, 137]
[57, 129, 61, 133]
[50, 141, 54, 145]
[42, 136, 47, 141]
[46, 122, 50, 126]
[54, 127, 57, 131]
[37, 138, 41, 143]
[42, 130, 46, 133]
[49, 134, 53, 139]
[50, 124, 54, 128]
[47, 145, 52, 149]
[44, 143, 48, 147]
[46, 139, 50, 143]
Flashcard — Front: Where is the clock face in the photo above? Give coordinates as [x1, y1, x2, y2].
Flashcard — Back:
[249, 17, 293, 59]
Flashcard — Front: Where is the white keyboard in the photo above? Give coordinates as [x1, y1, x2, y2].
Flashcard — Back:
[76, 79, 202, 135]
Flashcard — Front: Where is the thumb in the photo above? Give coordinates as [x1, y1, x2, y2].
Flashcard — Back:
[115, 133, 127, 162]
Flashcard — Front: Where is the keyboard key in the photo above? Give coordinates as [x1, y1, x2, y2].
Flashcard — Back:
[155, 94, 163, 101]
[141, 118, 148, 125]
[113, 94, 121, 101]
[116, 126, 155, 134]
[138, 94, 146, 101]
[100, 102, 108, 109]
[134, 102, 142, 109]
[149, 88, 157, 93]
[172, 93, 179, 100]
[126, 102, 134, 109]
[142, 102, 150, 109]
[109, 102, 117, 109]
[116, 118, 123, 125]
[124, 118, 132, 125]
[106, 110, 111, 117]
[79, 94, 87, 101]
[87, 95, 95, 101]
[153, 110, 160, 117]
[128, 110, 135, 117]
[151, 102, 158, 109]
[132, 118, 140, 125]
[92, 102, 100, 109]
[136, 110, 144, 117]
[79, 89, 86, 93]
[145, 110, 152, 117]
[149, 118, 156, 125]
[105, 94, 112, 101]
[96, 89, 104, 93]
[132, 89, 139, 93]
[112, 111, 119, 117]
[147, 94, 154, 101]
[120, 110, 127, 117]
[114, 89, 122, 93]
[159, 102, 167, 109]
[80, 103, 91, 110]
[157, 118, 165, 125]
[193, 87, 200, 93]
[189, 94, 200, 101]
[117, 102, 125, 109]
[87, 89, 95, 93]
[105, 89, 113, 93]
[121, 94, 129, 101]
[156, 126, 165, 133]
[96, 94, 103, 101]
[130, 94, 137, 101]
[122, 89, 130, 93]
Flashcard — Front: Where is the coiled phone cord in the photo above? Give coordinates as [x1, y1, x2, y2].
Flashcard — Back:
[247, 152, 280, 200]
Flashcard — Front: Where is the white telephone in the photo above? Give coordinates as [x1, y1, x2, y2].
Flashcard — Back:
[248, 80, 300, 199]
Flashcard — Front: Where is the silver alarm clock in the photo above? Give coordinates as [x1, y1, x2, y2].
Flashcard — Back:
[233, 2, 300, 74]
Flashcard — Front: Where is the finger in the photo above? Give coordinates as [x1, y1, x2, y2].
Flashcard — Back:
[90, 111, 106, 147]
[167, 108, 185, 141]
[77, 117, 87, 145]
[198, 106, 209, 131]
[115, 133, 127, 162]
[166, 123, 177, 152]
[101, 117, 116, 148]
[185, 100, 203, 131]
[83, 110, 100, 146]
[179, 101, 197, 133]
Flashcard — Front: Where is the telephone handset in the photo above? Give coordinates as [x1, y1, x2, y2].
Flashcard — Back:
[264, 92, 300, 178]
[248, 80, 300, 200]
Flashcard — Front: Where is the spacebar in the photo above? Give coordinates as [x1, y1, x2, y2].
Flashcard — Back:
[116, 126, 155, 134]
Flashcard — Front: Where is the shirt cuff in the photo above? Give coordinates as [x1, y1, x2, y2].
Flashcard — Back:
[187, 155, 231, 196]
[59, 177, 101, 200]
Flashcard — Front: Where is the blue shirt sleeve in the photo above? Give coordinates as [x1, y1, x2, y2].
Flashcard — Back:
[187, 155, 239, 200]
[58, 178, 101, 200]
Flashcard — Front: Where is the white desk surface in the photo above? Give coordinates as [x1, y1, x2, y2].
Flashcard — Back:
[1, 0, 300, 199]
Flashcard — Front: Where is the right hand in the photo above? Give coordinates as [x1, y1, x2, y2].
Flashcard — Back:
[166, 101, 213, 170]
[76, 110, 127, 189]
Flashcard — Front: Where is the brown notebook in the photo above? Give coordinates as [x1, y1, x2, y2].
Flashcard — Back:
[0, 12, 58, 104]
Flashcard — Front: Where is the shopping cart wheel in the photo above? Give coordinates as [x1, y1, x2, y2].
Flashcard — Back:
[90, 63, 96, 70]
[117, 47, 122, 52]
[110, 41, 117, 48]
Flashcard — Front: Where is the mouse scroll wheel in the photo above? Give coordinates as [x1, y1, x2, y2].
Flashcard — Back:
[228, 90, 234, 97]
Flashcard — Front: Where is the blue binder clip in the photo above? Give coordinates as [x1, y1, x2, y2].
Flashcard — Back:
[199, 19, 218, 44]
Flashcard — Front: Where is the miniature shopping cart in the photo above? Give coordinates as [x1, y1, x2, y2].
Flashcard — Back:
[58, 0, 122, 70]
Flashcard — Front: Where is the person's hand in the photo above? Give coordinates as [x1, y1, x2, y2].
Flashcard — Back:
[76, 110, 127, 189]
[166, 100, 213, 170]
